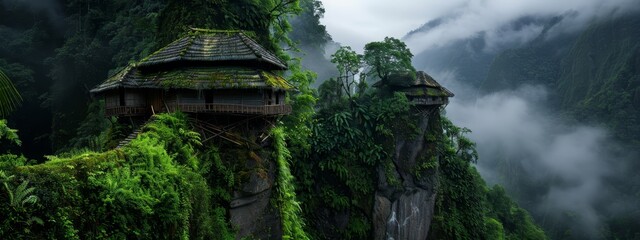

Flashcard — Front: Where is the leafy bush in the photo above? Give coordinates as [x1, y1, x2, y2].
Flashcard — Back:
[0, 113, 234, 239]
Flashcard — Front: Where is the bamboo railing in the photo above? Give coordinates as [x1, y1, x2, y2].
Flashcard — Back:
[411, 98, 449, 106]
[169, 103, 292, 115]
[105, 104, 292, 116]
[105, 106, 149, 116]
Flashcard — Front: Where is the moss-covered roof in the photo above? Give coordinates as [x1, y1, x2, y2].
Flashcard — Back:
[90, 29, 294, 94]
[90, 66, 293, 93]
[373, 71, 454, 97]
[138, 29, 287, 70]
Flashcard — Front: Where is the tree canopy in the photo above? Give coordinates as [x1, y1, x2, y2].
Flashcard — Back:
[363, 37, 416, 84]
[331, 46, 361, 98]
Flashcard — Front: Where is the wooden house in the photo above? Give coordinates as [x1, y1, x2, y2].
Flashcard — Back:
[374, 71, 454, 106]
[90, 29, 293, 117]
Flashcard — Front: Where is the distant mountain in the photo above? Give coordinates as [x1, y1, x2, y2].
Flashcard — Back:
[407, 15, 564, 90]
[407, 12, 640, 240]
[483, 15, 640, 144]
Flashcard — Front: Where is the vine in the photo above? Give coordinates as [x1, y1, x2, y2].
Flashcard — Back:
[272, 126, 309, 240]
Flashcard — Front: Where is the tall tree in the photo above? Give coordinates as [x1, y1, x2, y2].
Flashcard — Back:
[363, 37, 415, 85]
[157, 0, 301, 51]
[331, 46, 361, 98]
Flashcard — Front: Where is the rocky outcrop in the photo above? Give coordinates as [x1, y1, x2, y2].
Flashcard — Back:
[229, 151, 282, 239]
[373, 111, 440, 240]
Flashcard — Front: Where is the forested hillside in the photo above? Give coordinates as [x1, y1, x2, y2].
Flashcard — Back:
[483, 15, 640, 145]
[1, 0, 547, 239]
[470, 14, 640, 240]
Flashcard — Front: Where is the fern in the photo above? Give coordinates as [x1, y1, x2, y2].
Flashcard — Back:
[0, 119, 21, 146]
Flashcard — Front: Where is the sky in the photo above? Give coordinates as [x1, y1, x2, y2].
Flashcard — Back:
[320, 0, 640, 53]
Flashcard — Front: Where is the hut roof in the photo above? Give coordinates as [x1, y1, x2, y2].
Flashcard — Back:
[90, 29, 295, 94]
[90, 66, 293, 93]
[138, 29, 287, 70]
[373, 71, 454, 97]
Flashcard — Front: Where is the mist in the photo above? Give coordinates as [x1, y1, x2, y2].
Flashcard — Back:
[1, 0, 64, 29]
[403, 0, 640, 53]
[434, 71, 637, 238]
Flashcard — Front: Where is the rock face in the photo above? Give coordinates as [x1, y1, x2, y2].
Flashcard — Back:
[229, 151, 282, 239]
[373, 111, 440, 240]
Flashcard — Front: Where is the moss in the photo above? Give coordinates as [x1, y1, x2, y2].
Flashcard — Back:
[263, 71, 294, 90]
[272, 126, 310, 240]
[1, 113, 234, 239]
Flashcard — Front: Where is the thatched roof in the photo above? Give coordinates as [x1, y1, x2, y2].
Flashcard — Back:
[373, 71, 454, 97]
[138, 29, 287, 70]
[90, 29, 294, 94]
[90, 66, 293, 93]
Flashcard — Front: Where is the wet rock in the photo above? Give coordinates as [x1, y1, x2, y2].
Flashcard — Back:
[230, 154, 281, 239]
[241, 170, 272, 194]
[385, 189, 436, 240]
[372, 112, 440, 239]
[373, 195, 392, 240]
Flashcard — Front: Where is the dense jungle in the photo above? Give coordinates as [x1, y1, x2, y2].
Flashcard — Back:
[1, 0, 638, 239]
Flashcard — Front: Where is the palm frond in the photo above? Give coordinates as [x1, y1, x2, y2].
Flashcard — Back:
[0, 69, 23, 117]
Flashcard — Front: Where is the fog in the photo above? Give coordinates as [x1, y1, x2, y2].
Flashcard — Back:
[1, 0, 64, 28]
[322, 0, 640, 54]
[403, 0, 640, 53]
[435, 71, 636, 237]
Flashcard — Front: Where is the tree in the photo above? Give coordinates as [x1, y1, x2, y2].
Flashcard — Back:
[363, 37, 416, 85]
[0, 70, 22, 117]
[331, 46, 361, 98]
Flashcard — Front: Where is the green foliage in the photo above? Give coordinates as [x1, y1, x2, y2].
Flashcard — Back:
[486, 185, 546, 240]
[429, 116, 546, 240]
[0, 69, 22, 117]
[0, 119, 21, 146]
[331, 46, 362, 98]
[0, 113, 234, 239]
[295, 89, 415, 239]
[288, 0, 331, 50]
[158, 0, 301, 52]
[0, 170, 43, 237]
[281, 58, 318, 156]
[485, 218, 505, 240]
[363, 37, 416, 84]
[65, 100, 111, 152]
[272, 126, 310, 240]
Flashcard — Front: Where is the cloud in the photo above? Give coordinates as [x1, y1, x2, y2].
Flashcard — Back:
[320, 0, 640, 53]
[321, 0, 467, 51]
[404, 0, 640, 53]
[1, 0, 65, 28]
[435, 72, 635, 238]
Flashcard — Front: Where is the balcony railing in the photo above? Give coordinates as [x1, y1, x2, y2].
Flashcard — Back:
[411, 98, 449, 106]
[105, 106, 149, 116]
[168, 103, 292, 115]
[105, 103, 292, 116]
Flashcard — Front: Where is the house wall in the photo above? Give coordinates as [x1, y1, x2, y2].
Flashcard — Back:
[146, 89, 164, 113]
[124, 90, 145, 107]
[104, 91, 120, 108]
[176, 90, 205, 104]
[213, 89, 263, 106]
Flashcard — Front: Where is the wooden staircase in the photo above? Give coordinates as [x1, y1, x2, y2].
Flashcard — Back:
[116, 117, 155, 149]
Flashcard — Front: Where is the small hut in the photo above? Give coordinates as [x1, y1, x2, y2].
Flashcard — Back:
[373, 71, 454, 106]
[90, 29, 293, 117]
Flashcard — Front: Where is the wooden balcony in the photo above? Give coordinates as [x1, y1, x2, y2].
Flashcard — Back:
[168, 103, 292, 115]
[411, 97, 449, 106]
[105, 104, 292, 117]
[105, 106, 150, 116]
